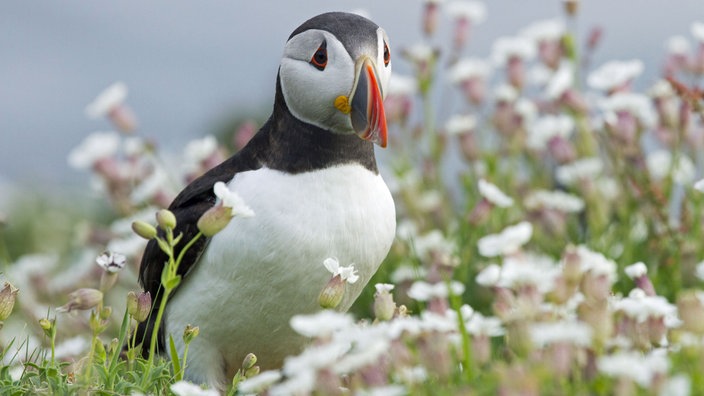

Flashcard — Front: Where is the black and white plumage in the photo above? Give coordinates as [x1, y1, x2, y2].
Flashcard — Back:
[136, 12, 396, 387]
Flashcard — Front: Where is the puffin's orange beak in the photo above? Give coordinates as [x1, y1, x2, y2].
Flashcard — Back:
[350, 58, 388, 148]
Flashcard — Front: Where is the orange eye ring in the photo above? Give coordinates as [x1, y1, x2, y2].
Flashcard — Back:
[383, 42, 390, 67]
[310, 41, 328, 71]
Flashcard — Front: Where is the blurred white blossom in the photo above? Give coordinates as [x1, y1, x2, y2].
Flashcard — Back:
[67, 131, 121, 170]
[587, 59, 643, 91]
[478, 221, 532, 257]
[478, 179, 514, 207]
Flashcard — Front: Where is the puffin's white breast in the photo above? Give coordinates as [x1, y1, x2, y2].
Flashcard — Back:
[166, 163, 395, 374]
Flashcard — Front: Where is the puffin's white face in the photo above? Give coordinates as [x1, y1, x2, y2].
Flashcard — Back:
[279, 27, 391, 147]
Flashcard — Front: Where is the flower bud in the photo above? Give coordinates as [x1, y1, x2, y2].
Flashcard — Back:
[318, 275, 345, 309]
[242, 353, 257, 370]
[244, 365, 260, 378]
[100, 306, 112, 320]
[57, 288, 103, 312]
[197, 204, 233, 237]
[183, 324, 200, 344]
[132, 220, 157, 240]
[0, 281, 18, 321]
[39, 318, 55, 338]
[156, 209, 177, 230]
[127, 291, 151, 323]
[373, 283, 396, 321]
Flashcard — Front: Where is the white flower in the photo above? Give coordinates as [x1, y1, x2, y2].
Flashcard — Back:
[213, 181, 255, 217]
[183, 135, 218, 172]
[696, 260, 704, 281]
[575, 245, 617, 283]
[333, 338, 389, 373]
[268, 369, 316, 396]
[520, 18, 565, 43]
[477, 221, 532, 257]
[395, 365, 428, 384]
[613, 289, 677, 323]
[237, 370, 282, 394]
[465, 312, 504, 336]
[597, 350, 669, 387]
[130, 167, 171, 204]
[390, 264, 426, 283]
[289, 310, 354, 338]
[170, 380, 219, 396]
[85, 82, 127, 119]
[446, 1, 487, 24]
[587, 59, 643, 91]
[660, 374, 691, 396]
[475, 264, 501, 287]
[356, 385, 407, 396]
[323, 257, 359, 284]
[445, 114, 477, 136]
[375, 283, 395, 293]
[555, 157, 603, 185]
[693, 179, 704, 192]
[545, 62, 574, 99]
[646, 150, 696, 184]
[67, 131, 121, 170]
[691, 21, 704, 43]
[529, 320, 592, 347]
[599, 92, 657, 128]
[494, 83, 519, 102]
[95, 251, 126, 273]
[478, 179, 514, 207]
[403, 43, 436, 63]
[624, 262, 648, 279]
[526, 114, 575, 150]
[497, 254, 559, 293]
[283, 341, 349, 375]
[491, 36, 536, 65]
[407, 280, 465, 301]
[524, 189, 585, 213]
[666, 35, 691, 55]
[514, 98, 538, 125]
[648, 79, 676, 98]
[448, 58, 492, 84]
[387, 74, 417, 97]
[413, 229, 455, 260]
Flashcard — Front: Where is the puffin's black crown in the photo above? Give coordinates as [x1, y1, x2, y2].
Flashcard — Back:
[288, 12, 381, 59]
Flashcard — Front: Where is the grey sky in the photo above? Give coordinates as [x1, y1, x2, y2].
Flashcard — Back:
[1, 1, 701, 186]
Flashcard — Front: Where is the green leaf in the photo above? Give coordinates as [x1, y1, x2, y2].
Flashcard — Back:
[169, 334, 182, 381]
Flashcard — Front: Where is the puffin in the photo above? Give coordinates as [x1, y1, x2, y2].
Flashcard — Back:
[136, 11, 396, 387]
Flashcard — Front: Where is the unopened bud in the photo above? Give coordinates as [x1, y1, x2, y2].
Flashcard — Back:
[132, 220, 157, 240]
[373, 283, 396, 321]
[109, 338, 120, 355]
[318, 275, 345, 309]
[57, 288, 103, 312]
[242, 353, 257, 370]
[244, 365, 260, 378]
[183, 324, 200, 344]
[127, 291, 151, 323]
[39, 318, 55, 338]
[156, 209, 177, 230]
[0, 281, 18, 321]
[562, 0, 579, 17]
[197, 204, 233, 237]
[100, 306, 112, 320]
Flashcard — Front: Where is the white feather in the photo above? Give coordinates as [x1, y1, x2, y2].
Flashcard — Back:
[165, 164, 395, 386]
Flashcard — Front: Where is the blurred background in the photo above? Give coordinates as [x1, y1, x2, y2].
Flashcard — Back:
[1, 0, 702, 189]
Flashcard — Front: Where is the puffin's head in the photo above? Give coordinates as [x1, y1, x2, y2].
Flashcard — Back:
[279, 12, 391, 147]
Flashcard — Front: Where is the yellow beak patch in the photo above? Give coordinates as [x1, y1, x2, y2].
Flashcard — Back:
[334, 95, 351, 114]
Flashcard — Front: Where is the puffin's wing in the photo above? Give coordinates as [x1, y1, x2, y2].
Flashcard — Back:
[135, 139, 263, 354]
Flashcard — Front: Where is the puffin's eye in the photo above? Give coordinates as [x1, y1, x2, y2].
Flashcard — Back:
[383, 42, 390, 67]
[310, 40, 328, 71]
